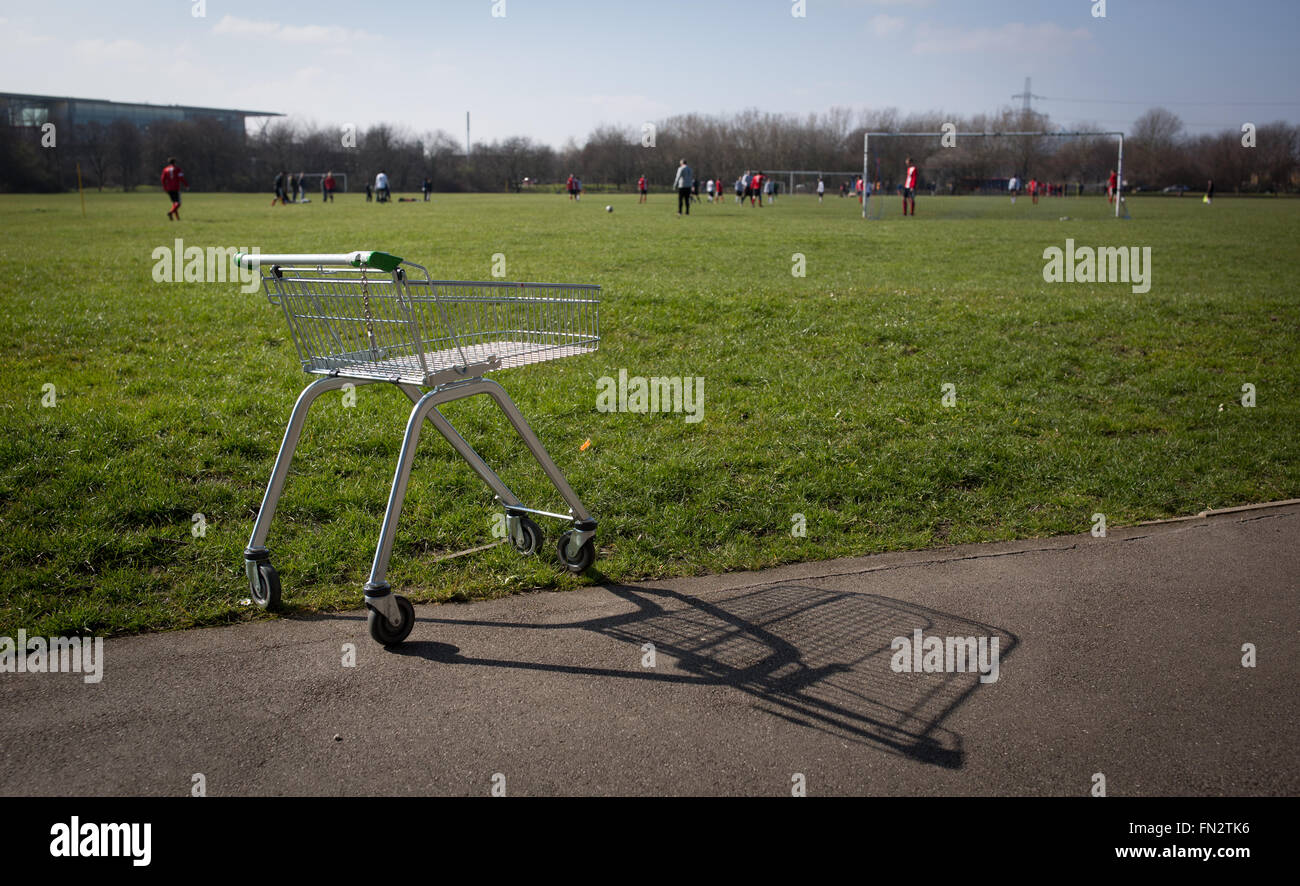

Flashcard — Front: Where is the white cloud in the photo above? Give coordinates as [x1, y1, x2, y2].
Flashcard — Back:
[869, 14, 906, 37]
[213, 16, 371, 45]
[212, 16, 279, 38]
[8, 21, 51, 47]
[279, 24, 354, 45]
[912, 21, 1091, 54]
[842, 0, 932, 6]
[70, 38, 150, 63]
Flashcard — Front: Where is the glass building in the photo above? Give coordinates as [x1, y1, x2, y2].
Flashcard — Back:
[0, 92, 280, 135]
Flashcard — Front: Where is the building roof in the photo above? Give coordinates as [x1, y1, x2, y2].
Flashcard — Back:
[0, 92, 282, 118]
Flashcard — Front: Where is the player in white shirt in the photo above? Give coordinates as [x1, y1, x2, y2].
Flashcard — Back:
[1009, 175, 1020, 204]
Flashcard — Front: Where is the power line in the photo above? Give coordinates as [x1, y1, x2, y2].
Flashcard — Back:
[1071, 115, 1284, 128]
[1038, 96, 1300, 106]
[1088, 121, 1269, 131]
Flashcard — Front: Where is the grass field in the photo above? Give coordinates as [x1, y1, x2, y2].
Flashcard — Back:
[1, 189, 1297, 637]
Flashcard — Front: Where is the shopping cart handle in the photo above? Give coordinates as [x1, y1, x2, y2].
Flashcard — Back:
[235, 251, 404, 272]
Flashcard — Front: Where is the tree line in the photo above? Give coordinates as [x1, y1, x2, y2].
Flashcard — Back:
[1, 106, 1295, 194]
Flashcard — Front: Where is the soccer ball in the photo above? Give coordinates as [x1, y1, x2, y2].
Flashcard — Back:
[605, 205, 613, 213]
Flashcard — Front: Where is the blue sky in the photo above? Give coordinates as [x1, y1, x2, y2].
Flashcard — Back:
[4, 0, 1297, 145]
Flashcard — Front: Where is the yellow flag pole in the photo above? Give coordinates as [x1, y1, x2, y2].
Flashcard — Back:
[76, 163, 86, 217]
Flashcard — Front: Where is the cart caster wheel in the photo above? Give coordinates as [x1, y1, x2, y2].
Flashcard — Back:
[368, 595, 415, 646]
[509, 516, 544, 556]
[557, 531, 596, 574]
[251, 562, 281, 610]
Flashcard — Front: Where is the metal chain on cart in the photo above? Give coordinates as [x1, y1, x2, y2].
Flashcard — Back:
[358, 262, 379, 361]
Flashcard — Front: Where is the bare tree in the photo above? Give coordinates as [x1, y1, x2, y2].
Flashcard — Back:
[1129, 107, 1184, 187]
[422, 129, 463, 191]
[109, 119, 142, 191]
[77, 122, 112, 190]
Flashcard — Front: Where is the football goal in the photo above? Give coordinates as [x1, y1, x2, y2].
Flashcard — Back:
[297, 172, 349, 195]
[764, 170, 865, 198]
[861, 130, 1128, 220]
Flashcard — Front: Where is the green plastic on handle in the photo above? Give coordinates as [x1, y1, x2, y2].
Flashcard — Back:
[352, 251, 403, 272]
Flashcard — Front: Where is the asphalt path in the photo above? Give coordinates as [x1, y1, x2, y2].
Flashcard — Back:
[2, 501, 1295, 796]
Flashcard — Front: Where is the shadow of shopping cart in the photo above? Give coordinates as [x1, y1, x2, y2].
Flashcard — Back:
[412, 581, 1018, 769]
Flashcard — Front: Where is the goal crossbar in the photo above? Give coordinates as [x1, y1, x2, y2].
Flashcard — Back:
[862, 130, 1125, 218]
[295, 172, 349, 193]
[763, 170, 864, 195]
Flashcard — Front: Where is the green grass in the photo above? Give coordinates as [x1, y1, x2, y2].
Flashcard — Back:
[1, 189, 1297, 636]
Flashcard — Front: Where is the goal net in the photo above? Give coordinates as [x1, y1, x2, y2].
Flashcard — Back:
[292, 172, 349, 197]
[766, 170, 864, 199]
[861, 131, 1129, 220]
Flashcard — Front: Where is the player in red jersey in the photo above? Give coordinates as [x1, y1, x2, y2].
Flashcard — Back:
[160, 157, 189, 221]
[902, 157, 917, 215]
[1106, 169, 1118, 204]
[637, 174, 647, 203]
[750, 171, 764, 207]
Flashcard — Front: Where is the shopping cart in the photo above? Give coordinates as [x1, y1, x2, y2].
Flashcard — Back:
[235, 250, 600, 645]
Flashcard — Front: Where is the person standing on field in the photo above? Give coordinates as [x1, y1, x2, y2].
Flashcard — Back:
[1008, 174, 1020, 204]
[673, 159, 694, 215]
[160, 157, 188, 220]
[902, 157, 917, 216]
[1204, 178, 1215, 205]
[272, 170, 288, 206]
[817, 177, 825, 203]
[323, 171, 336, 202]
[638, 174, 648, 203]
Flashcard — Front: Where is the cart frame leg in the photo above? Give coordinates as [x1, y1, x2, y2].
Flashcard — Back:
[395, 383, 521, 509]
[244, 376, 381, 587]
[365, 378, 596, 612]
[476, 378, 593, 525]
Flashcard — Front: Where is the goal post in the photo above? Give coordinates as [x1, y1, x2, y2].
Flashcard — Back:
[297, 172, 349, 194]
[862, 130, 1127, 219]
